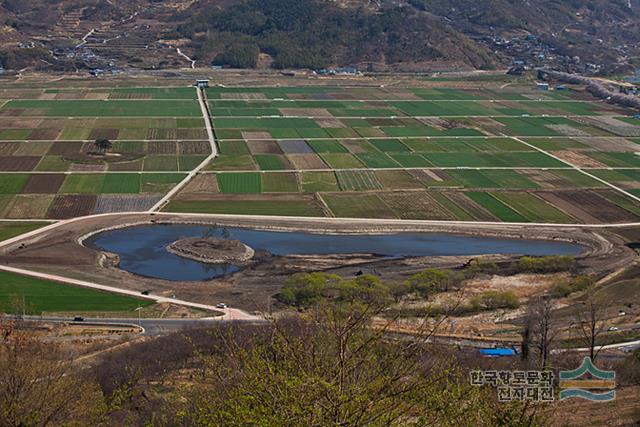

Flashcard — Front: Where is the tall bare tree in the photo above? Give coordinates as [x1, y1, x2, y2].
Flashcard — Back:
[526, 296, 559, 369]
[574, 291, 607, 362]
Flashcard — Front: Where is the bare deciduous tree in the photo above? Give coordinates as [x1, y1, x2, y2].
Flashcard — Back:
[0, 319, 103, 426]
[525, 296, 559, 369]
[574, 292, 608, 362]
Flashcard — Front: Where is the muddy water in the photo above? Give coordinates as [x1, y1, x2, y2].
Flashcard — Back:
[86, 224, 583, 282]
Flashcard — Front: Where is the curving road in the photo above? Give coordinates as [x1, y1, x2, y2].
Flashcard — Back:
[0, 264, 261, 322]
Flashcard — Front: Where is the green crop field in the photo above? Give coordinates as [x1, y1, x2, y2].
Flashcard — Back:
[0, 270, 152, 314]
[355, 153, 399, 169]
[255, 154, 287, 171]
[262, 172, 299, 192]
[466, 192, 529, 222]
[300, 172, 340, 192]
[0, 175, 29, 194]
[321, 193, 396, 218]
[0, 222, 49, 241]
[217, 172, 262, 193]
[491, 192, 574, 223]
[101, 174, 141, 194]
[59, 174, 105, 194]
[307, 140, 348, 153]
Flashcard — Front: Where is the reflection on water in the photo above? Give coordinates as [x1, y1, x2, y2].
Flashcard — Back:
[86, 224, 582, 282]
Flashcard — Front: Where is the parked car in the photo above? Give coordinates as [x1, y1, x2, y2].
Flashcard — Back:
[141, 290, 150, 295]
[216, 303, 228, 309]
[73, 316, 84, 322]
[608, 326, 620, 332]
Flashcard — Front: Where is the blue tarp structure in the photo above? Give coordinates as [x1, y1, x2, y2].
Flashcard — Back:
[479, 348, 517, 357]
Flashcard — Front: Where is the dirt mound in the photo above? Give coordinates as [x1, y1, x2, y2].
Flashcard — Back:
[167, 237, 254, 264]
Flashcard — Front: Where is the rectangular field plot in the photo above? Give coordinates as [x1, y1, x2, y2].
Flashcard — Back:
[219, 140, 250, 155]
[165, 195, 325, 217]
[374, 170, 423, 189]
[140, 173, 185, 194]
[5, 195, 54, 219]
[336, 170, 383, 191]
[321, 193, 396, 218]
[47, 195, 97, 219]
[307, 139, 348, 153]
[101, 174, 141, 194]
[378, 191, 458, 220]
[300, 172, 340, 192]
[0, 174, 29, 194]
[217, 172, 262, 193]
[94, 195, 161, 214]
[262, 173, 299, 192]
[465, 192, 529, 222]
[320, 153, 365, 169]
[254, 154, 289, 171]
[490, 192, 575, 223]
[59, 174, 105, 194]
[446, 170, 539, 189]
[354, 153, 399, 169]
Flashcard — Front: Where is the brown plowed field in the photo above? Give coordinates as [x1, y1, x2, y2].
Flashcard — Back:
[148, 141, 177, 155]
[0, 118, 42, 128]
[287, 154, 327, 170]
[0, 156, 40, 171]
[242, 131, 271, 140]
[316, 118, 346, 128]
[89, 128, 120, 141]
[179, 173, 219, 194]
[29, 128, 61, 140]
[553, 150, 607, 168]
[176, 129, 208, 139]
[0, 143, 18, 156]
[47, 195, 97, 219]
[48, 142, 83, 155]
[21, 174, 65, 194]
[539, 190, 638, 223]
[247, 140, 283, 154]
[179, 141, 210, 155]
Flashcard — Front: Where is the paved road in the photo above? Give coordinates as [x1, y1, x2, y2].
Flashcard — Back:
[9, 315, 260, 336]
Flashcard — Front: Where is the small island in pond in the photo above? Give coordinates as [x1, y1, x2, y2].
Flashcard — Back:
[166, 237, 255, 264]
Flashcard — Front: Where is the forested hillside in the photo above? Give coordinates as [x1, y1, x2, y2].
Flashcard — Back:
[172, 0, 495, 71]
[0, 0, 637, 73]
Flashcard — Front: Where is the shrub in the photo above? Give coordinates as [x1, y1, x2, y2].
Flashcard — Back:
[514, 255, 576, 274]
[405, 269, 460, 298]
[551, 275, 594, 298]
[470, 291, 520, 311]
[276, 273, 390, 308]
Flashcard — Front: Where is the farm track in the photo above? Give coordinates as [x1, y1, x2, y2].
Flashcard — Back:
[148, 87, 218, 212]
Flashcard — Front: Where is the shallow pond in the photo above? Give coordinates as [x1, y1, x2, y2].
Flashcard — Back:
[86, 224, 583, 282]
